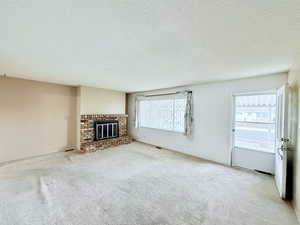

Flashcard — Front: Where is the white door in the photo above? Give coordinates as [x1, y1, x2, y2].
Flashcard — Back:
[275, 85, 289, 199]
[231, 93, 277, 174]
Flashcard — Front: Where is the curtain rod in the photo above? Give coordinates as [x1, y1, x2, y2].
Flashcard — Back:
[144, 90, 192, 98]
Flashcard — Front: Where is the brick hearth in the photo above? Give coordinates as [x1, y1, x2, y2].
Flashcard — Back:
[80, 114, 132, 152]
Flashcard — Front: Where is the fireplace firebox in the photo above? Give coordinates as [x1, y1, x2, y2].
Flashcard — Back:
[95, 120, 119, 141]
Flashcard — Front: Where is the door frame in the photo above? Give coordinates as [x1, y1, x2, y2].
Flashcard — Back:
[275, 84, 291, 199]
[229, 90, 277, 167]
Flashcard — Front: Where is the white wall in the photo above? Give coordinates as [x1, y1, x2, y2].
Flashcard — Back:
[128, 73, 288, 165]
[79, 86, 126, 115]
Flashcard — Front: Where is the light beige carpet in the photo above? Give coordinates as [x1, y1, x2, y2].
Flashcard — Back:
[0, 142, 298, 225]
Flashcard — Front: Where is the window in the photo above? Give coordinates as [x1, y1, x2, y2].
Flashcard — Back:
[138, 95, 187, 132]
[234, 94, 276, 153]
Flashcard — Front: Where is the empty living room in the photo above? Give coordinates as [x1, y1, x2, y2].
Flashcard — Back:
[1, 1, 300, 225]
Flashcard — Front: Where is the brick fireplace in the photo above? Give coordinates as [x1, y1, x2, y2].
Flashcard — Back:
[80, 114, 132, 152]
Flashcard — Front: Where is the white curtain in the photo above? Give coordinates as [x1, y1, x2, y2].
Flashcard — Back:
[184, 91, 193, 136]
[135, 96, 140, 128]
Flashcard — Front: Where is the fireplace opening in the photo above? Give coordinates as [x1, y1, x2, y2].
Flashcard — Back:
[95, 120, 119, 141]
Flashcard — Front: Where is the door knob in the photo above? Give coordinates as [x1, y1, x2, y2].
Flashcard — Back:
[281, 138, 290, 143]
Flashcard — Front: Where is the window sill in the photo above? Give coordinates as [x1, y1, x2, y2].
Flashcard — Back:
[138, 126, 185, 134]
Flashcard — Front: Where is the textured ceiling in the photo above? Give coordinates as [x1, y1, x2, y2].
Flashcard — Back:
[1, 0, 300, 92]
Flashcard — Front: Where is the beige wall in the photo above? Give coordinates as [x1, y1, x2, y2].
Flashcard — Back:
[293, 77, 300, 219]
[0, 77, 77, 163]
[79, 86, 126, 115]
[292, 77, 300, 220]
[289, 57, 300, 87]
[297, 78, 300, 219]
[289, 61, 300, 220]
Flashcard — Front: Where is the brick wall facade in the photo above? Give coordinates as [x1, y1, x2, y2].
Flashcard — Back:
[80, 114, 132, 152]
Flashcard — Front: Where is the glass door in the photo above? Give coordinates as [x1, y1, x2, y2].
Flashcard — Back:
[232, 93, 277, 174]
[234, 94, 277, 153]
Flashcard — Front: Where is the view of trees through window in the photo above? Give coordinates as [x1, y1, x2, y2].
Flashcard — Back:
[234, 94, 276, 153]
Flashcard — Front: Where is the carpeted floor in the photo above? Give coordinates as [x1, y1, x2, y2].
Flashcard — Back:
[0, 142, 298, 225]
